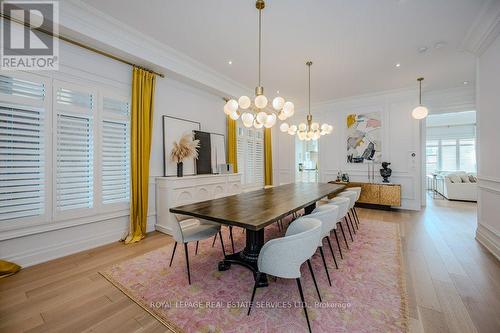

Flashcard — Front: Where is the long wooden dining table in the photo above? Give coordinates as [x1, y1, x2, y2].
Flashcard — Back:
[170, 182, 345, 287]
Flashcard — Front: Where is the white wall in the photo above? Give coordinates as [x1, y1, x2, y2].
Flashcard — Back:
[147, 78, 226, 231]
[476, 33, 500, 259]
[0, 41, 226, 267]
[273, 86, 475, 210]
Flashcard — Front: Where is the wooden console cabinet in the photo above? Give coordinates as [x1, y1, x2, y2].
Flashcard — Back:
[329, 181, 401, 207]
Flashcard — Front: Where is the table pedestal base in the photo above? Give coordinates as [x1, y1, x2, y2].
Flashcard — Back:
[218, 228, 268, 287]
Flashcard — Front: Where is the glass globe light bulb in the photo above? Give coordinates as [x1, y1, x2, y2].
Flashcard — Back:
[226, 99, 239, 113]
[254, 95, 268, 109]
[282, 101, 294, 117]
[252, 119, 262, 128]
[272, 96, 285, 110]
[298, 123, 307, 131]
[256, 111, 268, 124]
[280, 122, 289, 132]
[224, 103, 232, 115]
[229, 110, 240, 120]
[311, 122, 319, 131]
[290, 125, 297, 132]
[238, 96, 251, 109]
[287, 128, 296, 135]
[241, 112, 254, 125]
[412, 105, 428, 120]
[278, 111, 287, 120]
[321, 123, 329, 131]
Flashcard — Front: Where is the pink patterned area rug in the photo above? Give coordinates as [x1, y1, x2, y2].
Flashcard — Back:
[101, 218, 408, 333]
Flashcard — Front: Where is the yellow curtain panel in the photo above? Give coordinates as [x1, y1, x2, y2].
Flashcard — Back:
[125, 67, 156, 244]
[0, 260, 21, 279]
[264, 128, 273, 186]
[227, 115, 238, 173]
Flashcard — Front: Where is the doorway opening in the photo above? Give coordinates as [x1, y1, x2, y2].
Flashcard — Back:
[425, 111, 477, 202]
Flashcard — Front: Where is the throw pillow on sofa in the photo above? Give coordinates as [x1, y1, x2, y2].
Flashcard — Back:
[460, 174, 471, 183]
[448, 174, 463, 183]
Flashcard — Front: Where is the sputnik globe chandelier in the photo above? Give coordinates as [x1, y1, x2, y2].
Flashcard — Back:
[223, 0, 295, 129]
[280, 61, 333, 140]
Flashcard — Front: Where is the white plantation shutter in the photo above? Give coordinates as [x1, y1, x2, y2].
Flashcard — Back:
[56, 114, 93, 210]
[0, 105, 45, 220]
[54, 83, 94, 212]
[236, 124, 264, 188]
[0, 74, 46, 222]
[254, 131, 264, 185]
[102, 96, 130, 205]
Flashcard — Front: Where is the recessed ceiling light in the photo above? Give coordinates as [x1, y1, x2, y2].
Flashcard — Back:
[463, 81, 469, 85]
[228, 60, 233, 65]
[395, 63, 401, 68]
[418, 47, 428, 54]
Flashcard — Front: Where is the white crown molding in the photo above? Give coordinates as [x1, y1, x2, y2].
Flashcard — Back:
[461, 0, 500, 55]
[60, 1, 253, 99]
[293, 85, 475, 116]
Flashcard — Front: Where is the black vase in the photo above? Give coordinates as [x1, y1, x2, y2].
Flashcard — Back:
[177, 162, 183, 177]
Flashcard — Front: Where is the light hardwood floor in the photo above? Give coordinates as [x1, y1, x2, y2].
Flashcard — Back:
[0, 196, 498, 333]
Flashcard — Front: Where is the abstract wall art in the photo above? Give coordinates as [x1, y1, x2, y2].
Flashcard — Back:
[346, 112, 382, 163]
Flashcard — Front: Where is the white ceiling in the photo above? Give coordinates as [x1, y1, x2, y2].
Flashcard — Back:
[81, 0, 485, 106]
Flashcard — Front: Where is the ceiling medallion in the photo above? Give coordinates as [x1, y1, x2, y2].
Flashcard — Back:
[223, 0, 294, 129]
[281, 61, 333, 140]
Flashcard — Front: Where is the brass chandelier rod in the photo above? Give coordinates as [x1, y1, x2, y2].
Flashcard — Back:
[256, 0, 265, 93]
[417, 77, 424, 105]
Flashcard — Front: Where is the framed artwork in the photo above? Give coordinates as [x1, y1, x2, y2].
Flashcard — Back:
[162, 116, 201, 176]
[346, 112, 382, 163]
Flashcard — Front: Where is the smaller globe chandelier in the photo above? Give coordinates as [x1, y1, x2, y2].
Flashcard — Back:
[223, 0, 294, 129]
[281, 61, 332, 140]
[412, 77, 429, 120]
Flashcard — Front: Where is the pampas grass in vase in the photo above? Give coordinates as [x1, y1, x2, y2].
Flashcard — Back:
[170, 133, 200, 177]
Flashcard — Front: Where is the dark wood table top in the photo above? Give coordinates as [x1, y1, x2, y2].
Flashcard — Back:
[169, 183, 345, 231]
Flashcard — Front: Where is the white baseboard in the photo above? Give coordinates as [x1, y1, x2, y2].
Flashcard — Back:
[4, 214, 158, 268]
[476, 223, 500, 260]
[8, 227, 128, 267]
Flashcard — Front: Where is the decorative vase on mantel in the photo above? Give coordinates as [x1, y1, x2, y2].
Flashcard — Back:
[177, 161, 183, 177]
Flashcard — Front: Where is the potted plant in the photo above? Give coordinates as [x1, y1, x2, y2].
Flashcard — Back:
[170, 133, 200, 177]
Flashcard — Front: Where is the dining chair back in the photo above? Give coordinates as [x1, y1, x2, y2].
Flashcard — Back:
[258, 217, 322, 279]
[309, 205, 339, 241]
[338, 191, 357, 209]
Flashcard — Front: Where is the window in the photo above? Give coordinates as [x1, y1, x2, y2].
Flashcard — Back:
[237, 124, 264, 188]
[0, 72, 131, 230]
[101, 97, 130, 205]
[54, 84, 95, 213]
[425, 138, 476, 174]
[0, 74, 47, 223]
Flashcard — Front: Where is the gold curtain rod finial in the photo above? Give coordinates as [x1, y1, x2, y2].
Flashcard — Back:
[256, 0, 265, 10]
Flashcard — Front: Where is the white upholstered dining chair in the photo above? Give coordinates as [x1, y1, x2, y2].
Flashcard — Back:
[337, 190, 359, 233]
[169, 214, 226, 284]
[307, 205, 340, 287]
[324, 196, 352, 254]
[247, 217, 322, 333]
[346, 186, 362, 227]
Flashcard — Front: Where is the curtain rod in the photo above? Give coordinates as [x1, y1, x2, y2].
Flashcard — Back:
[0, 13, 165, 78]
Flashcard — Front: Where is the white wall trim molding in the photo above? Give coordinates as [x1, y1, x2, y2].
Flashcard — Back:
[6, 227, 127, 267]
[0, 209, 130, 241]
[461, 0, 500, 56]
[62, 1, 252, 99]
[476, 223, 500, 260]
[292, 85, 475, 116]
